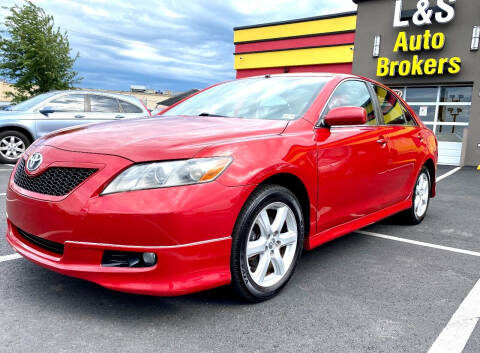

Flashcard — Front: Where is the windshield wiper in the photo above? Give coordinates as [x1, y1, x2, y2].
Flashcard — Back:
[198, 112, 228, 117]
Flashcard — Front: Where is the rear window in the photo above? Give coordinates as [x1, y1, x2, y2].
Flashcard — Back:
[120, 100, 142, 113]
[90, 95, 120, 113]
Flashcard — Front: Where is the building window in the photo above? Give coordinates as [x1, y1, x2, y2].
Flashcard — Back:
[392, 85, 472, 141]
[393, 85, 473, 165]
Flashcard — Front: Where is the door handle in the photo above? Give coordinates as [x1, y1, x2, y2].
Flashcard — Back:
[376, 137, 388, 146]
[74, 114, 85, 119]
[417, 133, 424, 141]
[115, 115, 125, 119]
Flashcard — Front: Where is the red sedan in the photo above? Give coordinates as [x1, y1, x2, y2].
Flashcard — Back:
[6, 74, 437, 302]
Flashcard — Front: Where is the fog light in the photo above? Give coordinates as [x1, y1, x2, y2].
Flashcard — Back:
[142, 252, 157, 266]
[102, 250, 157, 267]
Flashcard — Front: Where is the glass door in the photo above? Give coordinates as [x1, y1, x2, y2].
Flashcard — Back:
[392, 85, 472, 166]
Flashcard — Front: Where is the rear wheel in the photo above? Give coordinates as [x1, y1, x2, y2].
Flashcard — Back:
[398, 166, 431, 225]
[0, 131, 30, 164]
[231, 185, 304, 302]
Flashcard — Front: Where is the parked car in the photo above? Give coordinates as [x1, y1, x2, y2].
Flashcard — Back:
[6, 74, 437, 302]
[0, 90, 150, 163]
[0, 102, 13, 111]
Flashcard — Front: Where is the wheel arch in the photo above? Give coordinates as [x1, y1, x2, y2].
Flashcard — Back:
[0, 126, 35, 144]
[257, 173, 312, 240]
[423, 158, 436, 197]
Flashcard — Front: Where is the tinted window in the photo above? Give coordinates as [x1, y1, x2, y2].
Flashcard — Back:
[47, 94, 85, 112]
[411, 105, 435, 122]
[90, 95, 120, 112]
[438, 106, 470, 124]
[401, 105, 417, 126]
[440, 86, 472, 103]
[324, 80, 377, 125]
[404, 87, 437, 102]
[9, 92, 58, 111]
[120, 100, 142, 113]
[374, 86, 415, 126]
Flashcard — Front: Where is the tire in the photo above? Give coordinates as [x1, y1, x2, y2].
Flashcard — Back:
[398, 166, 431, 225]
[0, 130, 30, 164]
[231, 184, 305, 302]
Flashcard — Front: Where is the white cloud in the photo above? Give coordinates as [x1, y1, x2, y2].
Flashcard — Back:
[80, 4, 109, 17]
[1, 0, 357, 91]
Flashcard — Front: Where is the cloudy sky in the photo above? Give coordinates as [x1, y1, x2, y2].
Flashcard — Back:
[1, 0, 356, 93]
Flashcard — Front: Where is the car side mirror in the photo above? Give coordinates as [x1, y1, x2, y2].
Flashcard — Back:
[324, 107, 367, 127]
[39, 106, 55, 116]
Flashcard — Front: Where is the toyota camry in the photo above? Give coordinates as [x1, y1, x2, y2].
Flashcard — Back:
[6, 74, 437, 302]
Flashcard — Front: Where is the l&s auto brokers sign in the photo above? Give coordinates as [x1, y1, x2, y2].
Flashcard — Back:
[376, 0, 460, 77]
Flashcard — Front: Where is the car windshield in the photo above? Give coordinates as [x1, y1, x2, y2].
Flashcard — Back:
[162, 76, 330, 120]
[6, 92, 58, 111]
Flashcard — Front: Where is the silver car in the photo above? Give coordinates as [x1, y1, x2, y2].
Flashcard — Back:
[0, 90, 150, 163]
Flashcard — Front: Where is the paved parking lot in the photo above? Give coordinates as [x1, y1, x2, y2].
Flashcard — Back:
[1, 165, 479, 353]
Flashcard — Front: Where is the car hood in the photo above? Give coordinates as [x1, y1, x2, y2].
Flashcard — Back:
[38, 116, 289, 162]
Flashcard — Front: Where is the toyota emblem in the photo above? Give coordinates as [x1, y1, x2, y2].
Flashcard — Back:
[26, 153, 43, 172]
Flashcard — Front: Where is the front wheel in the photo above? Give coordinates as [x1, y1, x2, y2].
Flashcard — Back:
[230, 185, 304, 302]
[0, 131, 30, 164]
[398, 166, 431, 225]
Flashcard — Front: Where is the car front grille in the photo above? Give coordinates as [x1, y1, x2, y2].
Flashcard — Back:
[14, 158, 97, 196]
[16, 227, 64, 255]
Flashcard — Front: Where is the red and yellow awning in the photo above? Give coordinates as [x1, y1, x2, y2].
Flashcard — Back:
[233, 12, 357, 76]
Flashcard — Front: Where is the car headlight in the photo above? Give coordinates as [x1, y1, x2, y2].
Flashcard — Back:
[101, 157, 232, 195]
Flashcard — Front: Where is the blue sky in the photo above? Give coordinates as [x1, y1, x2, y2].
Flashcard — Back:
[1, 0, 356, 93]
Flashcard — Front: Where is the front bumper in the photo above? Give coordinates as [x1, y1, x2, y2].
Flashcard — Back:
[7, 221, 231, 296]
[6, 146, 255, 295]
[7, 221, 232, 296]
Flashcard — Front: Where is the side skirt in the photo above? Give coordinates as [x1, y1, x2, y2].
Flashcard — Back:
[304, 200, 411, 251]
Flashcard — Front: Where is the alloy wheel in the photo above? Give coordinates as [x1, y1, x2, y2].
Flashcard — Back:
[414, 172, 429, 218]
[0, 136, 26, 160]
[246, 202, 298, 288]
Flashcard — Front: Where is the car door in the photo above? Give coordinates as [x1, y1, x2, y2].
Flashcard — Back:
[118, 99, 147, 119]
[315, 80, 391, 231]
[372, 85, 424, 207]
[86, 94, 124, 121]
[35, 93, 88, 137]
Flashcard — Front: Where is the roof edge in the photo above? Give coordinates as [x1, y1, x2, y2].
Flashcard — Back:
[233, 11, 357, 31]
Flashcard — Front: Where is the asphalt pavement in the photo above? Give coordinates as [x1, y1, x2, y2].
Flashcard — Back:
[1, 165, 479, 353]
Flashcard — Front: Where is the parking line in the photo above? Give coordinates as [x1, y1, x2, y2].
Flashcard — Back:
[356, 230, 480, 257]
[427, 278, 480, 353]
[437, 166, 462, 182]
[0, 253, 22, 262]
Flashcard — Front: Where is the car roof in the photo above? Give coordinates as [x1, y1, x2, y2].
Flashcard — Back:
[239, 72, 397, 90]
[46, 90, 144, 106]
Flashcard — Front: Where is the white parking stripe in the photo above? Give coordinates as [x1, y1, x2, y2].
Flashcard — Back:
[0, 253, 22, 262]
[427, 278, 480, 353]
[437, 166, 462, 182]
[356, 230, 480, 257]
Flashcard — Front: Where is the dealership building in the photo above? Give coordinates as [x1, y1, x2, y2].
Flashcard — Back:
[233, 0, 480, 167]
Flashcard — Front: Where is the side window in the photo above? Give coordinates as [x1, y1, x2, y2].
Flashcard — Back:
[47, 94, 85, 112]
[120, 100, 142, 113]
[324, 81, 377, 125]
[374, 86, 413, 125]
[401, 105, 417, 126]
[90, 95, 120, 113]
